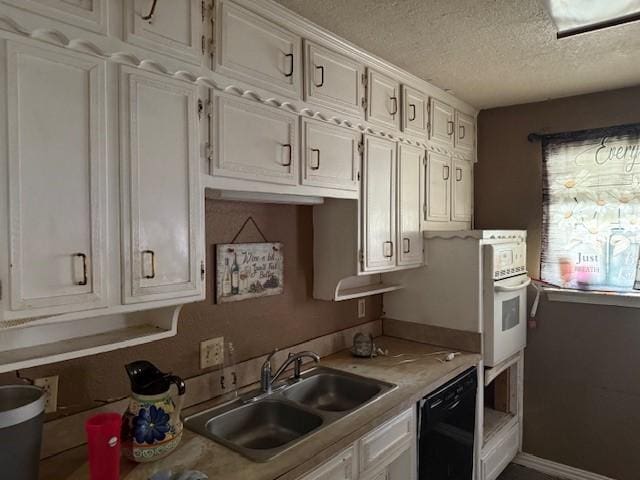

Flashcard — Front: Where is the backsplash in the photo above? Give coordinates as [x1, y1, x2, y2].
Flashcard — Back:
[0, 200, 382, 420]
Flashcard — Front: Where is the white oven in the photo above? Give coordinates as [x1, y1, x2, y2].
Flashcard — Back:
[483, 235, 529, 366]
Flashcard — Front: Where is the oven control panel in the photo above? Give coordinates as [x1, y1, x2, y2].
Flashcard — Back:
[492, 242, 527, 280]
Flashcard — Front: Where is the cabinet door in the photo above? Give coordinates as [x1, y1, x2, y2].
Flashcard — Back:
[213, 94, 298, 185]
[6, 41, 106, 313]
[401, 85, 427, 137]
[125, 0, 203, 64]
[1, 0, 107, 33]
[452, 158, 473, 222]
[362, 136, 396, 272]
[304, 41, 364, 117]
[429, 98, 454, 147]
[216, 0, 301, 98]
[397, 145, 424, 266]
[425, 151, 451, 222]
[302, 119, 360, 191]
[456, 110, 475, 152]
[366, 70, 400, 131]
[120, 66, 202, 304]
[300, 446, 355, 480]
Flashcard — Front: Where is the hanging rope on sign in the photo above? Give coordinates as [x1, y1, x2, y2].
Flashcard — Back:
[228, 216, 279, 252]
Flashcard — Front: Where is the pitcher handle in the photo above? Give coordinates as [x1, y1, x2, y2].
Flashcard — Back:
[168, 375, 186, 418]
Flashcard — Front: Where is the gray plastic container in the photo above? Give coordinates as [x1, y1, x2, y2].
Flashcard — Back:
[0, 385, 45, 480]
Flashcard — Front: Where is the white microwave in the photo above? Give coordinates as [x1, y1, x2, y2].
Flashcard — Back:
[483, 235, 529, 366]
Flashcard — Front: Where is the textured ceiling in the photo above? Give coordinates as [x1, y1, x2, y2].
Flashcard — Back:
[274, 0, 640, 109]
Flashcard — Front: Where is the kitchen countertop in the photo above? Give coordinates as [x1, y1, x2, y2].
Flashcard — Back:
[40, 337, 480, 480]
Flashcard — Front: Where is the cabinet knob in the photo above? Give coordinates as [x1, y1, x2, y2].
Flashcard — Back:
[383, 241, 394, 258]
[141, 0, 158, 21]
[447, 120, 454, 136]
[459, 124, 466, 139]
[390, 96, 398, 116]
[403, 238, 411, 254]
[409, 103, 416, 121]
[282, 144, 292, 167]
[284, 53, 294, 78]
[443, 165, 450, 181]
[310, 148, 321, 170]
[456, 167, 463, 181]
[314, 65, 325, 87]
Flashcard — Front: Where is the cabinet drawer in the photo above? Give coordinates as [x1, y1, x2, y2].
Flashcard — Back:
[304, 41, 364, 117]
[481, 424, 519, 480]
[302, 119, 360, 191]
[301, 446, 356, 480]
[216, 0, 301, 97]
[359, 408, 414, 473]
[213, 94, 298, 185]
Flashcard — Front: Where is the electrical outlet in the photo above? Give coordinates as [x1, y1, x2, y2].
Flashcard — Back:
[358, 299, 366, 318]
[34, 375, 58, 414]
[200, 337, 224, 369]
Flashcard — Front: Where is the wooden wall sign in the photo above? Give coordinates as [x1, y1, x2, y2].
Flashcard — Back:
[215, 242, 283, 303]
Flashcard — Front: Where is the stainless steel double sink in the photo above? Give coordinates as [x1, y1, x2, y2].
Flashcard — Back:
[184, 366, 396, 462]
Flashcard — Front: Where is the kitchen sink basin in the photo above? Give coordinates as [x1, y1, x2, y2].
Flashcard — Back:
[282, 371, 385, 412]
[184, 367, 396, 462]
[207, 400, 322, 450]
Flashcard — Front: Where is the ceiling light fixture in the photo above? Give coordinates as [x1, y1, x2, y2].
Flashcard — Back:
[541, 0, 640, 38]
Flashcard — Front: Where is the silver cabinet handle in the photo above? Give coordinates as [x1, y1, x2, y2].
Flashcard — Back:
[383, 241, 394, 258]
[284, 53, 294, 77]
[459, 125, 466, 139]
[403, 238, 411, 254]
[447, 120, 454, 136]
[310, 148, 320, 170]
[282, 144, 292, 166]
[142, 250, 155, 279]
[456, 167, 463, 181]
[74, 253, 88, 286]
[390, 96, 398, 115]
[443, 165, 450, 180]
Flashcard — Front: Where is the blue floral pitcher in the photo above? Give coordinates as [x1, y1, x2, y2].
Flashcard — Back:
[121, 361, 186, 463]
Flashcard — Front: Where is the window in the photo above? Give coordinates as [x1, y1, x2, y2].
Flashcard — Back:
[541, 123, 640, 293]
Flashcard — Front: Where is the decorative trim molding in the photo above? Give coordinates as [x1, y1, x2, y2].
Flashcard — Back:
[0, 10, 473, 159]
[514, 453, 617, 480]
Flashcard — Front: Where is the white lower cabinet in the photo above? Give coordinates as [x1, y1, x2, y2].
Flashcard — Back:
[481, 424, 519, 480]
[299, 408, 416, 480]
[212, 93, 298, 185]
[3, 39, 107, 317]
[302, 118, 360, 191]
[120, 66, 203, 304]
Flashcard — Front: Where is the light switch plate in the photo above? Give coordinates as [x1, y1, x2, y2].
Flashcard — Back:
[201, 337, 224, 369]
[34, 375, 58, 413]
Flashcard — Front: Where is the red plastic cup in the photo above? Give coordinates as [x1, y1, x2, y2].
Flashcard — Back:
[85, 413, 122, 480]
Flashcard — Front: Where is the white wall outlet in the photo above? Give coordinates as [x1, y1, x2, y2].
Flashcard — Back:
[358, 299, 366, 318]
[200, 337, 224, 369]
[34, 375, 58, 414]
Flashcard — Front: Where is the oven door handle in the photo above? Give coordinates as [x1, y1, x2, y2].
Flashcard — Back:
[495, 277, 531, 292]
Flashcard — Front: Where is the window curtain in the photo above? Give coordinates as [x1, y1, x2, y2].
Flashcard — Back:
[540, 123, 640, 291]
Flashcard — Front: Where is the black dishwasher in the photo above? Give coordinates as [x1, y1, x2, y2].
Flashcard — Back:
[418, 366, 477, 480]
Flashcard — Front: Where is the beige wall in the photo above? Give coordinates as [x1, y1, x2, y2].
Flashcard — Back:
[476, 85, 640, 480]
[0, 200, 382, 420]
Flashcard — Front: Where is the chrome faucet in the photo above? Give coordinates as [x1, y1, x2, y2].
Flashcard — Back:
[260, 349, 320, 393]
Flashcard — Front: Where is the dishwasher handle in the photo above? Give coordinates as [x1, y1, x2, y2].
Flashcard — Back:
[495, 277, 531, 292]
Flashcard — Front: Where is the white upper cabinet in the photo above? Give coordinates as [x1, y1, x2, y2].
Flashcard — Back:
[397, 144, 424, 267]
[1, 0, 107, 33]
[455, 110, 475, 152]
[120, 66, 203, 304]
[424, 151, 451, 223]
[5, 40, 107, 315]
[215, 0, 301, 98]
[301, 118, 360, 191]
[213, 93, 298, 185]
[304, 41, 364, 117]
[366, 69, 401, 131]
[429, 98, 455, 148]
[401, 85, 427, 137]
[125, 0, 204, 64]
[452, 158, 473, 222]
[362, 135, 397, 272]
